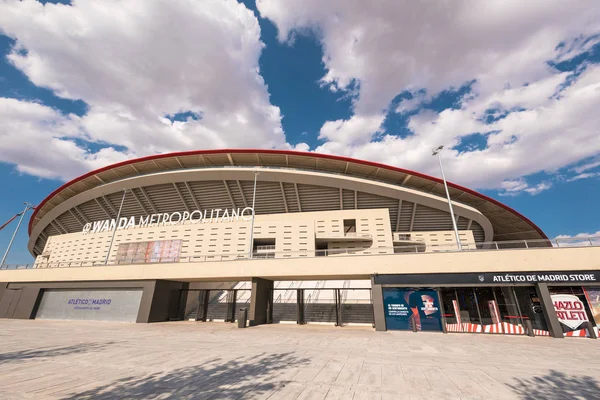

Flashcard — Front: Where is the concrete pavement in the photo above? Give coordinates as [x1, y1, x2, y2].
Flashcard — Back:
[1, 320, 599, 399]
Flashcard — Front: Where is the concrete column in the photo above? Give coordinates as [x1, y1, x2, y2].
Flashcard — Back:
[536, 282, 563, 339]
[249, 277, 273, 326]
[371, 276, 387, 331]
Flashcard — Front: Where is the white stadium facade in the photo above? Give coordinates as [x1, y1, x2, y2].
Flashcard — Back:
[1, 149, 600, 339]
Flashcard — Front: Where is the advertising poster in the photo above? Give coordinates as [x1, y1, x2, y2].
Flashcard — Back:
[383, 288, 442, 331]
[583, 288, 600, 327]
[551, 294, 588, 331]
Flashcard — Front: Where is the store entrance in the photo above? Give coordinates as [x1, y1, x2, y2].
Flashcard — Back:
[441, 286, 549, 335]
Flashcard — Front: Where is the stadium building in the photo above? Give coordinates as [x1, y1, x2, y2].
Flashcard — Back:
[1, 149, 599, 339]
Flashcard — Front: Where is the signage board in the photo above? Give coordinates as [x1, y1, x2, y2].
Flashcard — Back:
[35, 289, 143, 322]
[551, 294, 588, 330]
[383, 288, 442, 331]
[373, 270, 600, 285]
[82, 207, 254, 235]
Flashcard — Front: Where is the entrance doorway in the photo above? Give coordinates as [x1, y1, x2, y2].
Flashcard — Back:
[441, 286, 549, 335]
[179, 289, 251, 322]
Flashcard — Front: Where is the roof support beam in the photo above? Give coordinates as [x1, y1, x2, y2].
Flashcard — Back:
[173, 183, 191, 212]
[494, 230, 538, 237]
[280, 182, 289, 213]
[139, 187, 159, 214]
[466, 219, 473, 230]
[174, 157, 183, 168]
[409, 203, 417, 231]
[395, 199, 402, 232]
[339, 188, 343, 210]
[344, 162, 349, 174]
[236, 181, 248, 208]
[285, 154, 289, 167]
[129, 189, 150, 215]
[51, 220, 67, 235]
[73, 206, 89, 223]
[184, 182, 201, 210]
[223, 181, 236, 209]
[101, 196, 118, 215]
[94, 198, 113, 219]
[68, 209, 84, 228]
[294, 183, 302, 212]
[226, 154, 234, 166]
[94, 175, 105, 184]
[402, 175, 411, 185]
[130, 164, 140, 174]
[354, 190, 358, 209]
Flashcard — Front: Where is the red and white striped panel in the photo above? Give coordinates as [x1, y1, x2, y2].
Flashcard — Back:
[565, 329, 588, 337]
[533, 329, 550, 336]
[483, 322, 525, 335]
[446, 323, 482, 333]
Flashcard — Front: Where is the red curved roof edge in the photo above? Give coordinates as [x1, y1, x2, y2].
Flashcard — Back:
[28, 149, 548, 240]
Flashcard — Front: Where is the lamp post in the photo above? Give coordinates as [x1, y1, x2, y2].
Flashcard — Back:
[105, 189, 127, 265]
[432, 146, 462, 250]
[1, 202, 33, 267]
[248, 171, 259, 259]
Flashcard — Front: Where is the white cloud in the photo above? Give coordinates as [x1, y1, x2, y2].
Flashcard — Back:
[258, 0, 600, 193]
[554, 231, 600, 247]
[0, 98, 130, 180]
[568, 172, 600, 181]
[498, 179, 552, 196]
[573, 159, 600, 174]
[0, 0, 291, 180]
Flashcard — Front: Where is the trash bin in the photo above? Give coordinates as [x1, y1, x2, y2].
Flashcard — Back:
[238, 308, 248, 328]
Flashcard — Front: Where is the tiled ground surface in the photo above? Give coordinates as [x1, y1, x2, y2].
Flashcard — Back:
[1, 320, 600, 399]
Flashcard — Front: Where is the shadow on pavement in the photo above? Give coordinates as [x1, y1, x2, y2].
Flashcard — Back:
[508, 370, 600, 399]
[64, 352, 309, 399]
[0, 342, 116, 362]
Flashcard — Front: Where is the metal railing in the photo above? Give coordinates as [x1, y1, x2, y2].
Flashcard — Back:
[2, 236, 600, 271]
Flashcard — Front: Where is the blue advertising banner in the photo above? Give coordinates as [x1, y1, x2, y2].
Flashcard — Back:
[383, 288, 442, 331]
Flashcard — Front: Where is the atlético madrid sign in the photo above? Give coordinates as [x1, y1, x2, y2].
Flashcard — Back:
[82, 207, 254, 235]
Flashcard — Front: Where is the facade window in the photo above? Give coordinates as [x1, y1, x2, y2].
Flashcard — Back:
[253, 238, 275, 258]
[343, 219, 356, 234]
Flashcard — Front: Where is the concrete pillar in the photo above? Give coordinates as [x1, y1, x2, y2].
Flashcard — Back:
[249, 277, 273, 326]
[536, 282, 563, 339]
[371, 276, 387, 331]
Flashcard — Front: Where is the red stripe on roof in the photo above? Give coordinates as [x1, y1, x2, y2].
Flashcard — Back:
[28, 149, 547, 239]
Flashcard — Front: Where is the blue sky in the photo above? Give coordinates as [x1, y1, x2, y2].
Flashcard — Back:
[0, 0, 600, 263]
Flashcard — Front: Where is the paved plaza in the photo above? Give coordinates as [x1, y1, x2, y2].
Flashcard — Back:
[1, 320, 600, 399]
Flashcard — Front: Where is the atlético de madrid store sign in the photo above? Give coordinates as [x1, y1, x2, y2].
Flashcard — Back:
[82, 207, 254, 235]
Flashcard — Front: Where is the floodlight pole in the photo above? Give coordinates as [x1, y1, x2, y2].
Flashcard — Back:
[432, 146, 462, 250]
[1, 202, 33, 267]
[248, 171, 259, 259]
[105, 189, 127, 265]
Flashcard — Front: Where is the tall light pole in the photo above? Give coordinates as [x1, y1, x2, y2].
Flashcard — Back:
[1, 202, 33, 266]
[432, 146, 462, 250]
[248, 171, 259, 259]
[105, 189, 127, 265]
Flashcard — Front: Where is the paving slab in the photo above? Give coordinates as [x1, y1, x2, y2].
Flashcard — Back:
[1, 319, 600, 399]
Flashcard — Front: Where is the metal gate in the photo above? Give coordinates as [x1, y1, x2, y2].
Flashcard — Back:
[179, 289, 251, 322]
[269, 287, 374, 327]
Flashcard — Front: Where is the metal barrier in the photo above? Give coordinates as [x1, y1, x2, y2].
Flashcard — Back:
[2, 236, 600, 271]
